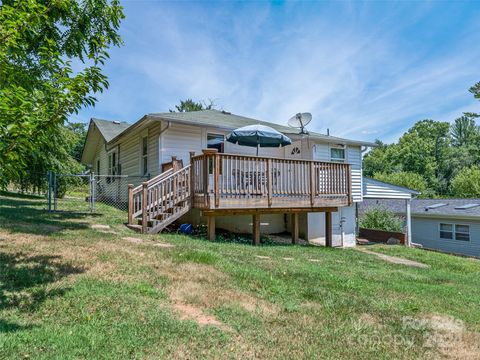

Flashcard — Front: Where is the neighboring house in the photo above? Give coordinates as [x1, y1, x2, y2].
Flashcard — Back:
[81, 109, 375, 247]
[360, 198, 480, 258]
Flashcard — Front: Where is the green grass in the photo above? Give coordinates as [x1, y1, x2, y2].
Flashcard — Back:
[1, 191, 479, 359]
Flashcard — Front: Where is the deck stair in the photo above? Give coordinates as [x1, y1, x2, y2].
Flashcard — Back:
[128, 164, 191, 234]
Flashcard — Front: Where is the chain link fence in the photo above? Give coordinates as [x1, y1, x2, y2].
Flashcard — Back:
[47, 172, 147, 213]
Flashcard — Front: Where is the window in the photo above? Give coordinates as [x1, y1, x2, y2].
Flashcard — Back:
[96, 159, 100, 175]
[330, 147, 345, 162]
[455, 224, 470, 241]
[107, 151, 117, 183]
[439, 223, 470, 241]
[142, 137, 148, 176]
[439, 223, 453, 239]
[207, 133, 224, 153]
[291, 147, 301, 155]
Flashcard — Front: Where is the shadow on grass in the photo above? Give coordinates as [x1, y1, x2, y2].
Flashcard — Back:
[0, 251, 85, 333]
[0, 192, 101, 235]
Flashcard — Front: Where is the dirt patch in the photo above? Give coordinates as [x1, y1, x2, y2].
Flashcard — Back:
[91, 224, 110, 230]
[359, 249, 429, 268]
[123, 237, 143, 244]
[163, 262, 277, 320]
[173, 303, 227, 329]
[420, 314, 480, 359]
[151, 242, 175, 248]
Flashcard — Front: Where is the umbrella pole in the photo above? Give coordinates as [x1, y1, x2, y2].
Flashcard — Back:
[256, 144, 259, 156]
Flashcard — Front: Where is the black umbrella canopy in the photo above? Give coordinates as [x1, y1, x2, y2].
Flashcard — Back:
[226, 124, 292, 155]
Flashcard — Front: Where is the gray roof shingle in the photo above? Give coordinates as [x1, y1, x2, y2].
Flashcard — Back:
[92, 118, 130, 142]
[359, 198, 480, 218]
[144, 110, 376, 147]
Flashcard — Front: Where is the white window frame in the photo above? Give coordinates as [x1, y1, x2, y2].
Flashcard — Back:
[107, 149, 118, 183]
[439, 223, 453, 240]
[439, 223, 470, 241]
[454, 224, 470, 241]
[330, 145, 346, 163]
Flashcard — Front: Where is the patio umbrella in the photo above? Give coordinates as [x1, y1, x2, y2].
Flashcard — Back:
[226, 124, 292, 155]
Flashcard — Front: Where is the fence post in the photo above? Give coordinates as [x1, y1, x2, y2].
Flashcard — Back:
[47, 171, 52, 212]
[128, 184, 134, 225]
[90, 172, 96, 213]
[53, 173, 57, 211]
[142, 182, 148, 233]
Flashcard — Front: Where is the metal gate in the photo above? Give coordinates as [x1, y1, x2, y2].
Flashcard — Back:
[47, 171, 143, 213]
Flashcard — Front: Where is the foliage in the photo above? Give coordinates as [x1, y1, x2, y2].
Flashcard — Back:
[470, 81, 480, 101]
[359, 207, 404, 233]
[363, 84, 480, 198]
[170, 98, 216, 112]
[373, 171, 430, 197]
[450, 166, 480, 198]
[0, 0, 124, 188]
[451, 113, 480, 147]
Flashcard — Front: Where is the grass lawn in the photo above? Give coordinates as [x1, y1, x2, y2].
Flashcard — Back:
[1, 191, 480, 359]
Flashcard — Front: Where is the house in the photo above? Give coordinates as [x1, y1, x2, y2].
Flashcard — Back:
[81, 109, 376, 247]
[360, 198, 480, 258]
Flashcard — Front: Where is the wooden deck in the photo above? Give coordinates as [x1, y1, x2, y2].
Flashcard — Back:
[128, 149, 352, 246]
[190, 149, 352, 211]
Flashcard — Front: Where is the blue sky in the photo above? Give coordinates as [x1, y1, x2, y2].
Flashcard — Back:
[74, 0, 480, 143]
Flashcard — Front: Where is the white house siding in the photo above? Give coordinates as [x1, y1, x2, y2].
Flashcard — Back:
[363, 178, 413, 200]
[161, 123, 203, 166]
[306, 142, 362, 247]
[93, 135, 108, 176]
[119, 132, 141, 178]
[412, 216, 480, 258]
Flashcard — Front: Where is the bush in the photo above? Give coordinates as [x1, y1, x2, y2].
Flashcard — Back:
[359, 207, 403, 233]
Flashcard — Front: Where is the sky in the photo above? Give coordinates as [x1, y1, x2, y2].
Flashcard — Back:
[74, 0, 480, 143]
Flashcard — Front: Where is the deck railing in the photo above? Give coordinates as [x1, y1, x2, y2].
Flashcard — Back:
[190, 149, 352, 210]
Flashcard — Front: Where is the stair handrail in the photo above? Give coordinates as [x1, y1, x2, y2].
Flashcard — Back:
[132, 168, 174, 194]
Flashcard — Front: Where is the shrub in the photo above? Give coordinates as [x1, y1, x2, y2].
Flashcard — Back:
[359, 207, 403, 233]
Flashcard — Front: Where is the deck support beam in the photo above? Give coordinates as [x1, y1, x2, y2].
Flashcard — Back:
[207, 215, 216, 241]
[252, 213, 260, 246]
[291, 213, 299, 244]
[325, 211, 332, 247]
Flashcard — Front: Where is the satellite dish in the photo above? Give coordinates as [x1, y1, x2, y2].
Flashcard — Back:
[288, 112, 312, 134]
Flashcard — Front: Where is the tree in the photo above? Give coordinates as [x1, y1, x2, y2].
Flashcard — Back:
[450, 166, 480, 198]
[363, 140, 399, 177]
[66, 122, 88, 161]
[451, 113, 480, 147]
[0, 0, 124, 187]
[373, 171, 430, 197]
[170, 98, 215, 112]
[470, 81, 480, 101]
[359, 207, 403, 233]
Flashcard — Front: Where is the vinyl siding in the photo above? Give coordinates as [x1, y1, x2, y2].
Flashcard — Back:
[312, 143, 363, 202]
[363, 178, 413, 199]
[412, 216, 480, 258]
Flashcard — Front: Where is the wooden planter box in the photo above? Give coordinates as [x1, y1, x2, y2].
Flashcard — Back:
[359, 228, 406, 245]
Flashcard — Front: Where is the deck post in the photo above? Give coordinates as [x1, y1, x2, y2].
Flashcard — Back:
[128, 184, 133, 225]
[325, 211, 332, 247]
[310, 162, 315, 206]
[202, 149, 218, 209]
[189, 151, 195, 202]
[207, 215, 216, 241]
[267, 158, 272, 207]
[171, 156, 178, 172]
[214, 153, 220, 207]
[252, 213, 261, 246]
[142, 182, 148, 234]
[291, 213, 299, 244]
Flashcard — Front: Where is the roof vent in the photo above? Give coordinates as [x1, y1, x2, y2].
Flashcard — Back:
[221, 110, 231, 115]
[113, 121, 120, 124]
[454, 203, 480, 210]
[425, 203, 447, 211]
